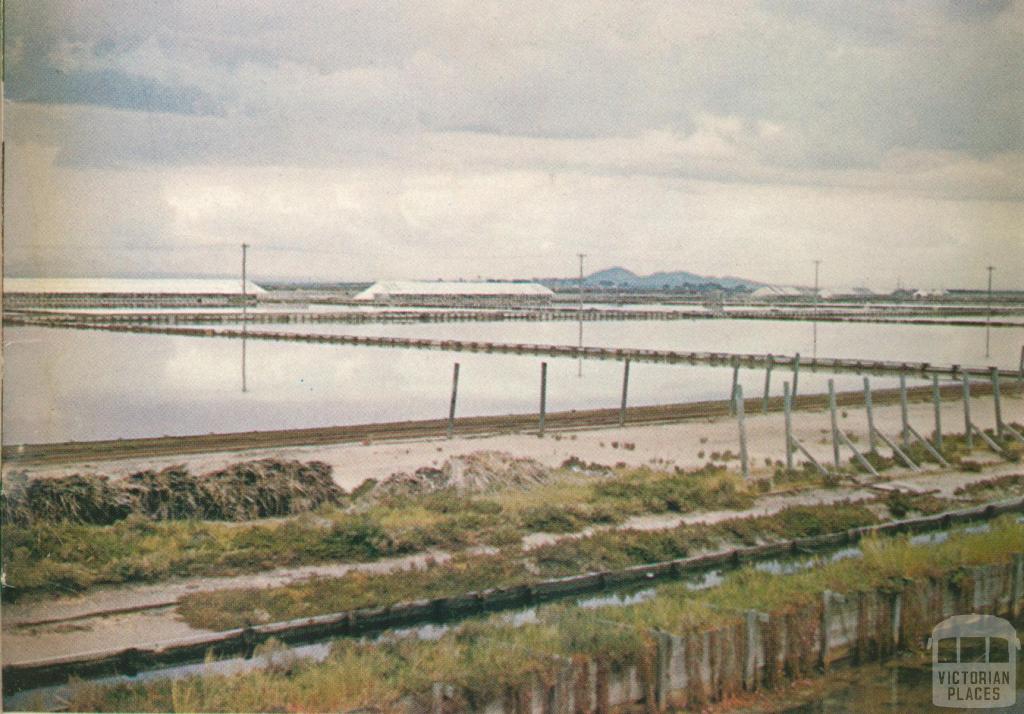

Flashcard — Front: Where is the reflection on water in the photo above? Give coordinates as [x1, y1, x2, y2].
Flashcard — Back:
[232, 316, 1022, 368]
[784, 655, 1024, 713]
[241, 327, 248, 393]
[3, 317, 1020, 445]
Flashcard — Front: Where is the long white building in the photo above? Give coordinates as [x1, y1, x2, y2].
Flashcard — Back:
[353, 280, 553, 306]
[4, 277, 265, 308]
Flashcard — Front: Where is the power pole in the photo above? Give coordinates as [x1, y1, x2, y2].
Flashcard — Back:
[986, 265, 994, 358]
[812, 259, 821, 359]
[241, 243, 250, 322]
[577, 253, 586, 312]
[813, 259, 821, 313]
[577, 253, 586, 377]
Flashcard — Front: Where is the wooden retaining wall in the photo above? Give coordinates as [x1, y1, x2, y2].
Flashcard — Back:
[417, 555, 1024, 713]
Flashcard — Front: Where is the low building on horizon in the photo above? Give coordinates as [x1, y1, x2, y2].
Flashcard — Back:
[352, 280, 554, 307]
[3, 277, 265, 309]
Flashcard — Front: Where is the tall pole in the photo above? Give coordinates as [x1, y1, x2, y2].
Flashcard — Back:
[241, 243, 249, 323]
[813, 259, 821, 311]
[986, 266, 994, 358]
[812, 259, 821, 359]
[577, 253, 586, 377]
[241, 330, 247, 393]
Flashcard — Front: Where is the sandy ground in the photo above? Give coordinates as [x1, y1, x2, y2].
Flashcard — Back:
[2, 393, 1022, 666]
[6, 392, 1021, 490]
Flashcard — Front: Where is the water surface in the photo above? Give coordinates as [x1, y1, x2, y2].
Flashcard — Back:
[3, 317, 1019, 445]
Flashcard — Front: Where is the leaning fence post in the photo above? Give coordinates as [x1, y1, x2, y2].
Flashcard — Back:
[899, 373, 910, 449]
[931, 375, 942, 453]
[963, 374, 973, 449]
[991, 367, 1003, 440]
[447, 363, 460, 438]
[792, 352, 801, 400]
[828, 379, 841, 468]
[619, 359, 630, 427]
[539, 362, 547, 436]
[736, 384, 750, 479]
[763, 355, 773, 414]
[784, 381, 794, 472]
[863, 377, 877, 453]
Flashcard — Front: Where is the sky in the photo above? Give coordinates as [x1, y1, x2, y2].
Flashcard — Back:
[4, 0, 1023, 289]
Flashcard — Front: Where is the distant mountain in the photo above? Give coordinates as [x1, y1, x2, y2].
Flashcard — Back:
[586, 267, 640, 285]
[541, 266, 767, 291]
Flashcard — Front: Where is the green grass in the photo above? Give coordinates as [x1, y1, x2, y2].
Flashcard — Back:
[65, 519, 1024, 713]
[1, 464, 761, 600]
[177, 501, 884, 630]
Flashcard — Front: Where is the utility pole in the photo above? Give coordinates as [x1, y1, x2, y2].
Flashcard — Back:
[241, 243, 250, 322]
[812, 259, 821, 358]
[986, 266, 994, 358]
[813, 259, 821, 313]
[577, 253, 586, 313]
[577, 253, 586, 377]
[241, 243, 250, 393]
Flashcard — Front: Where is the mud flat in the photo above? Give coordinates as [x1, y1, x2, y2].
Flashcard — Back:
[7, 392, 1021, 491]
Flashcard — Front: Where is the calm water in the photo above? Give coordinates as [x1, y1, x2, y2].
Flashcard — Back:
[785, 656, 1024, 713]
[237, 316, 1022, 367]
[3, 318, 1020, 445]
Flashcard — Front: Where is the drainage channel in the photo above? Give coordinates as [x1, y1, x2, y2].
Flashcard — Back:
[4, 500, 1022, 710]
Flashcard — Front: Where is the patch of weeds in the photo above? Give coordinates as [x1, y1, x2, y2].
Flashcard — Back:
[954, 474, 1024, 499]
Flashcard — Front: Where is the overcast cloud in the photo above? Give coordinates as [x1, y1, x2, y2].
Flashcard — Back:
[4, 0, 1022, 288]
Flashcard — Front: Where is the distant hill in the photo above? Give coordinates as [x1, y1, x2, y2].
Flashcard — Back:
[541, 266, 767, 291]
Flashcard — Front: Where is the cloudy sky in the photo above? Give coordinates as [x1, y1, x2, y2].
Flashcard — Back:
[4, 0, 1022, 288]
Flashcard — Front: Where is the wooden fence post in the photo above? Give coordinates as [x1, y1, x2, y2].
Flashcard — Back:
[792, 353, 801, 400]
[991, 367, 1003, 440]
[899, 374, 909, 449]
[783, 381, 794, 472]
[963, 374, 973, 449]
[619, 359, 631, 427]
[730, 361, 740, 416]
[863, 377, 876, 453]
[828, 379, 841, 468]
[447, 363, 460, 438]
[736, 384, 750, 479]
[539, 362, 547, 436]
